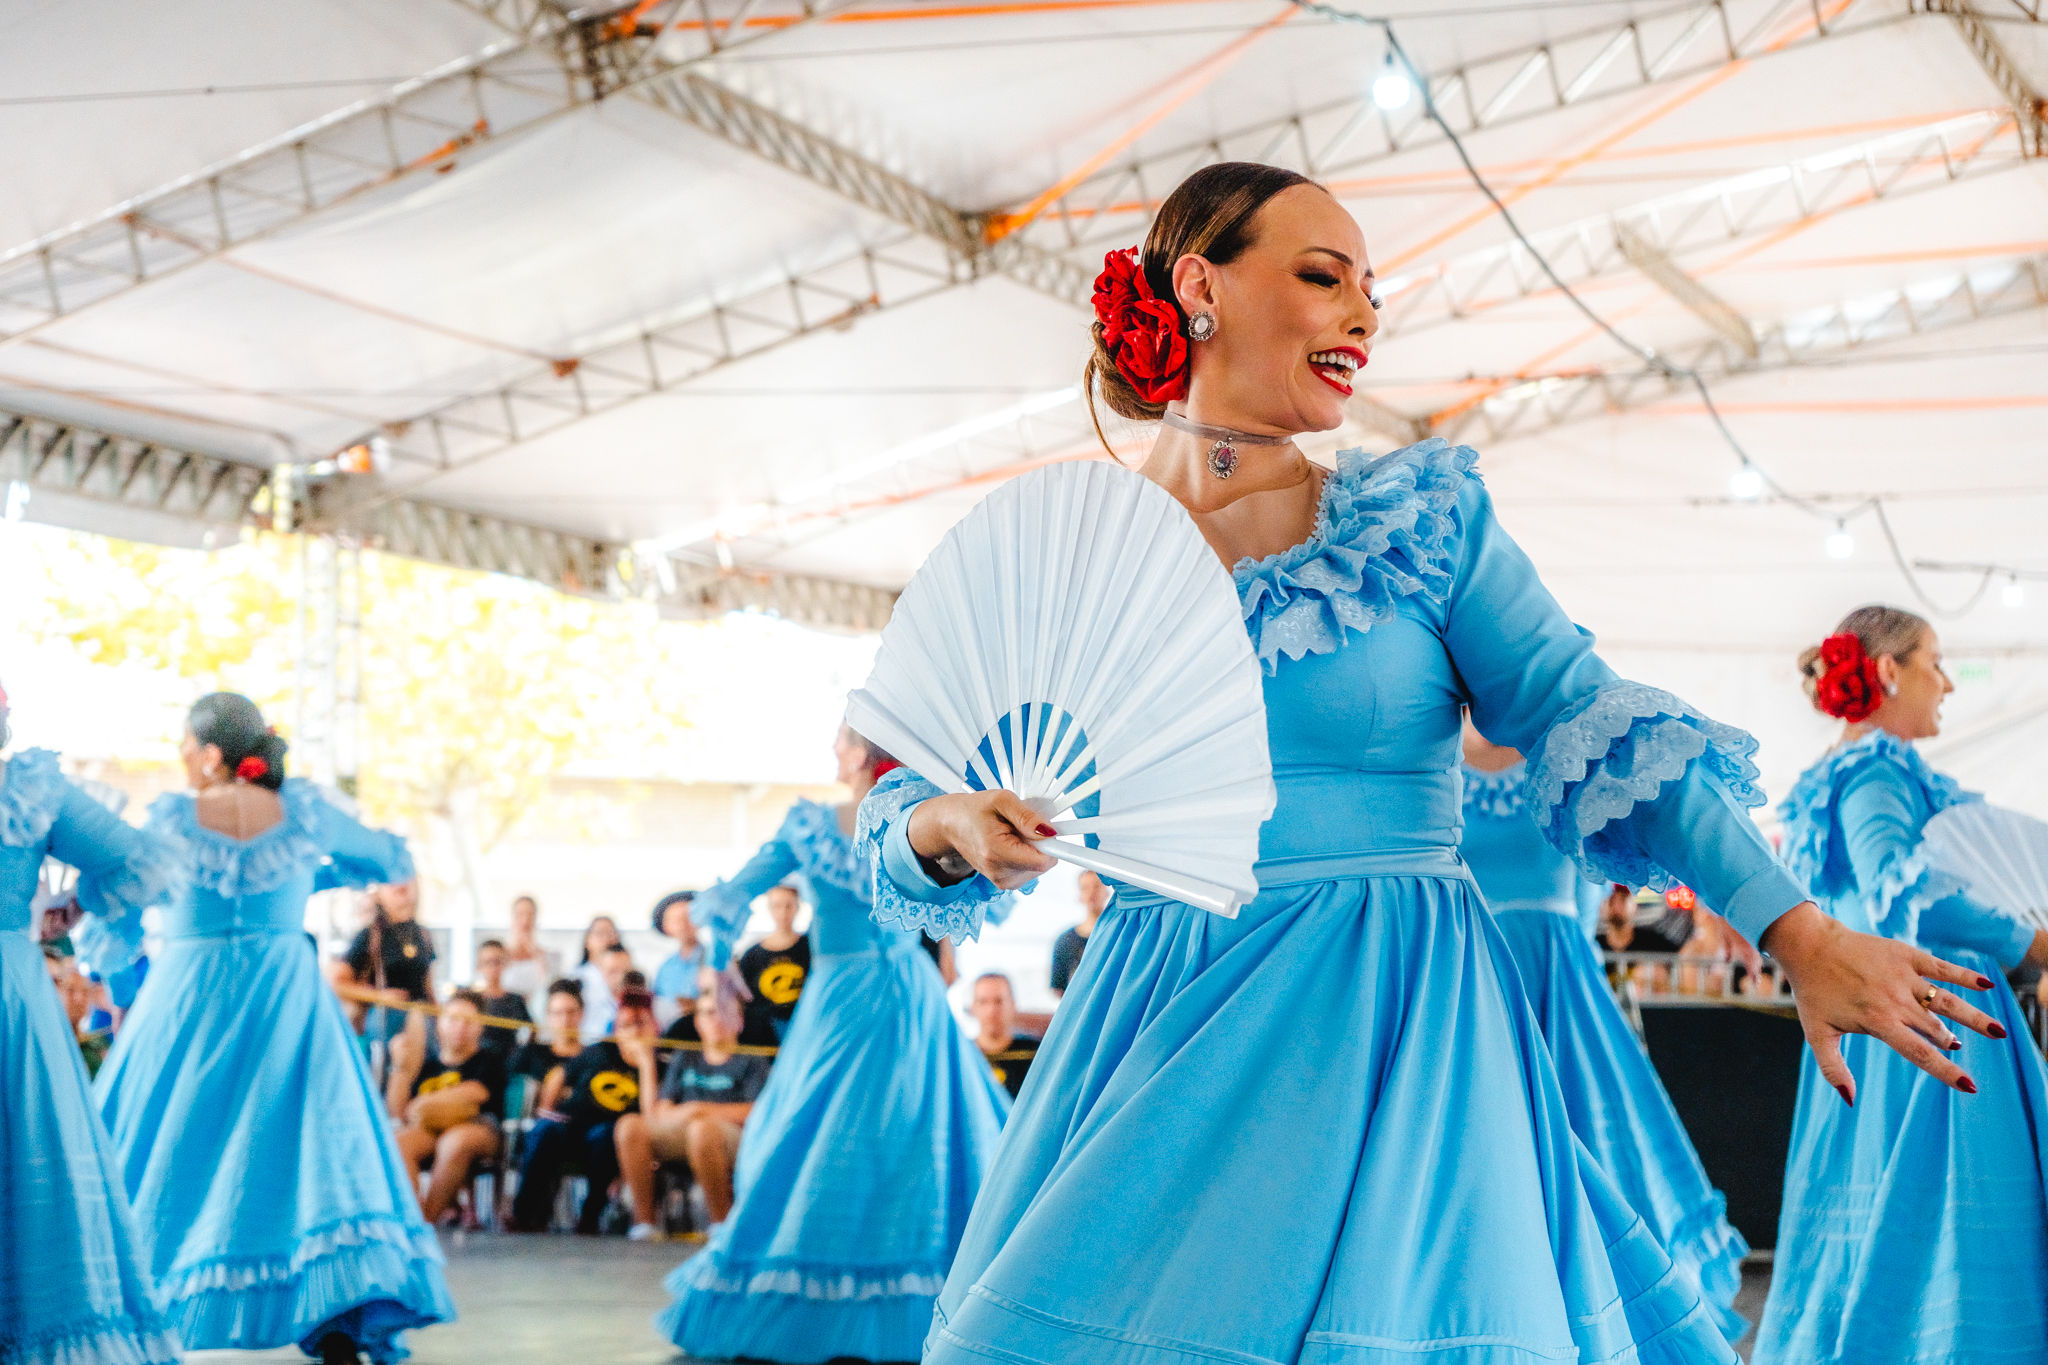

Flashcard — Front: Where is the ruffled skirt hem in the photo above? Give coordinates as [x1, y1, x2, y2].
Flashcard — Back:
[160, 1226, 453, 1362]
[659, 1255, 936, 1363]
[0, 1316, 182, 1365]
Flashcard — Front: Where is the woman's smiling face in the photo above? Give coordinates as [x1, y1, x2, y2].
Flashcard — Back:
[1172, 184, 1380, 435]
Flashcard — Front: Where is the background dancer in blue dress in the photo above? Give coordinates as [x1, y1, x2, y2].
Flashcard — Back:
[656, 725, 1008, 1365]
[1754, 606, 2048, 1364]
[0, 681, 180, 1365]
[860, 163, 2007, 1365]
[94, 693, 454, 1365]
[1460, 718, 1749, 1343]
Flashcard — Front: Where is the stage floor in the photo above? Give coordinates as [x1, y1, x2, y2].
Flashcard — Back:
[184, 1234, 1776, 1363]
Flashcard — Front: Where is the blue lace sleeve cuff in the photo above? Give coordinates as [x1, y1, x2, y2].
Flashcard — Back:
[856, 770, 1022, 942]
[1526, 680, 1767, 892]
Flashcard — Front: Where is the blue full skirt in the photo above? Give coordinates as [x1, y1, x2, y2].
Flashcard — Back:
[1753, 946, 2048, 1364]
[1492, 909, 1749, 1342]
[658, 942, 1009, 1363]
[93, 932, 454, 1362]
[927, 876, 1738, 1365]
[1, 932, 179, 1365]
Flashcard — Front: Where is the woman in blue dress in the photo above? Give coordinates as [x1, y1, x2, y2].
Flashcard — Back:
[1460, 720, 1749, 1343]
[656, 725, 1009, 1364]
[94, 693, 454, 1365]
[0, 684, 180, 1365]
[859, 163, 2006, 1365]
[1754, 606, 2048, 1364]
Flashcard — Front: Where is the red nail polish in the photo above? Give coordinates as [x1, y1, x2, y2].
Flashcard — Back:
[1833, 1084, 1854, 1108]
[1989, 1022, 2009, 1040]
[1976, 976, 1995, 989]
[1959, 1077, 1979, 1095]
[1035, 824, 1057, 838]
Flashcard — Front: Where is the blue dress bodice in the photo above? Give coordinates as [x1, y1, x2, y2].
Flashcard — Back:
[865, 440, 1807, 948]
[698, 799, 916, 961]
[145, 779, 413, 939]
[0, 748, 171, 967]
[1778, 732, 2032, 966]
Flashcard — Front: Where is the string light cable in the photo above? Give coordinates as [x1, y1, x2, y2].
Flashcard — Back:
[1288, 0, 2032, 619]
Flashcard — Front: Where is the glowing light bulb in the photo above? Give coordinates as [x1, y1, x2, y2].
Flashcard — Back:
[1373, 57, 1413, 110]
[1826, 525, 1855, 560]
[1728, 464, 1764, 500]
[2003, 577, 2025, 609]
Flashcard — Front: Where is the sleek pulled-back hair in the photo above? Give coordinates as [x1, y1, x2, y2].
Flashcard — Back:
[842, 724, 897, 775]
[1085, 162, 1324, 441]
[1797, 605, 1930, 712]
[188, 692, 288, 791]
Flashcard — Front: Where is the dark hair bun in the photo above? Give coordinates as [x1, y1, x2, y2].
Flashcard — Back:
[188, 692, 288, 790]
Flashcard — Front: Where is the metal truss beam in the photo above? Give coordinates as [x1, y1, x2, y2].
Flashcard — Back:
[655, 561, 896, 632]
[1927, 0, 2048, 156]
[1373, 111, 2025, 343]
[0, 0, 856, 342]
[1429, 253, 2048, 443]
[378, 232, 964, 477]
[1002, 0, 1902, 255]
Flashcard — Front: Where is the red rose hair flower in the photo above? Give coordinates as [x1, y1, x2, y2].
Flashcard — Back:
[236, 756, 270, 782]
[1814, 632, 1884, 722]
[1092, 248, 1189, 405]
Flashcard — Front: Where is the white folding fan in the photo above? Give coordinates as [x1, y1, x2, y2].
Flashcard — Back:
[1921, 803, 2048, 934]
[846, 458, 1275, 917]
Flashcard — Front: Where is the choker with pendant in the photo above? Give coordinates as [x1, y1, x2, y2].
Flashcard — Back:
[1160, 408, 1296, 479]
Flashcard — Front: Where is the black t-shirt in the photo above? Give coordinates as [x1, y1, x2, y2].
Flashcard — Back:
[1050, 926, 1089, 993]
[659, 1050, 772, 1107]
[984, 1033, 1040, 1100]
[739, 937, 812, 1025]
[554, 1042, 655, 1128]
[410, 1047, 508, 1120]
[510, 1041, 580, 1082]
[477, 991, 532, 1057]
[345, 920, 436, 1001]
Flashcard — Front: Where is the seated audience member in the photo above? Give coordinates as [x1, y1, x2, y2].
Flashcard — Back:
[472, 937, 533, 1060]
[650, 891, 702, 1030]
[737, 884, 810, 1040]
[392, 990, 508, 1224]
[500, 894, 560, 1015]
[511, 987, 663, 1234]
[573, 915, 622, 1041]
[617, 990, 770, 1238]
[344, 881, 436, 1072]
[1050, 871, 1111, 998]
[972, 972, 1040, 1101]
[47, 951, 108, 1077]
[510, 978, 587, 1084]
[581, 942, 635, 1043]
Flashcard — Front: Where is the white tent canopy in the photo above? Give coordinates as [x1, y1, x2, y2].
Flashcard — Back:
[3, 0, 2044, 808]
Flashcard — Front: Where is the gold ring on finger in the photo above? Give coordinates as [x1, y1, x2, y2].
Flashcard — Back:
[1921, 985, 1939, 1008]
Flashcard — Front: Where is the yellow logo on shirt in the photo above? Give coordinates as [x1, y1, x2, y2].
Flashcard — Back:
[990, 1065, 1008, 1087]
[759, 961, 806, 1005]
[589, 1070, 638, 1113]
[417, 1069, 465, 1096]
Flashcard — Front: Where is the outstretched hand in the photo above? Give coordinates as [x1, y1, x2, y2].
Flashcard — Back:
[907, 790, 1059, 891]
[1763, 902, 2006, 1104]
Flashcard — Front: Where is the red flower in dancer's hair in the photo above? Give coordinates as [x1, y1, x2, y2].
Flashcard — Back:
[1092, 248, 1189, 405]
[236, 756, 269, 781]
[1815, 632, 1884, 722]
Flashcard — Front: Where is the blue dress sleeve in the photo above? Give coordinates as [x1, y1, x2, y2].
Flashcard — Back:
[1442, 477, 1809, 947]
[307, 788, 414, 891]
[857, 768, 1019, 942]
[694, 817, 802, 970]
[1836, 762, 2033, 966]
[46, 778, 177, 973]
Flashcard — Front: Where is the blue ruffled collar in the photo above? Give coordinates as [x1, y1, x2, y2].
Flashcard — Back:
[0, 748, 64, 848]
[146, 777, 329, 897]
[1232, 438, 1477, 673]
[780, 797, 867, 900]
[1778, 731, 1978, 892]
[1460, 760, 1527, 819]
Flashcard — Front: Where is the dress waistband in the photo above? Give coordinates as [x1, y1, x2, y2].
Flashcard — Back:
[1485, 896, 1581, 918]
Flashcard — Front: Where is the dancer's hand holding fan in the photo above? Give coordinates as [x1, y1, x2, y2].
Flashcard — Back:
[848, 458, 1275, 920]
